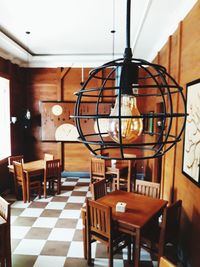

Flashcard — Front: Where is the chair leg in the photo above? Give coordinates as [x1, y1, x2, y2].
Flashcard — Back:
[127, 237, 132, 263]
[6, 233, 12, 267]
[44, 181, 47, 198]
[83, 226, 87, 259]
[112, 180, 116, 191]
[87, 236, 92, 265]
[57, 178, 61, 194]
[132, 236, 135, 263]
[22, 184, 27, 203]
[108, 240, 113, 267]
[38, 184, 41, 199]
[81, 209, 87, 259]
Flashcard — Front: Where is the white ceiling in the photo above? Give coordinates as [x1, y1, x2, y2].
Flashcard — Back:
[0, 0, 197, 68]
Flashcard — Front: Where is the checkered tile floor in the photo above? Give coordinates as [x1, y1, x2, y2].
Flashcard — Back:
[9, 177, 158, 267]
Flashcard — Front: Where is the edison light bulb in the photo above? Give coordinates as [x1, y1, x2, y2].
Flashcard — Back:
[107, 94, 143, 144]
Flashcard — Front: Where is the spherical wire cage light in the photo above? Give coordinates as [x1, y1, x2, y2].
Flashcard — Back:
[72, 0, 187, 161]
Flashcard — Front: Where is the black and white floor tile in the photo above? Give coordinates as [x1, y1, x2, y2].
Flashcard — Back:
[9, 177, 158, 267]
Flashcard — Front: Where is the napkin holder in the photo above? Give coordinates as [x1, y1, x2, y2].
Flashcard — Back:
[116, 202, 127, 212]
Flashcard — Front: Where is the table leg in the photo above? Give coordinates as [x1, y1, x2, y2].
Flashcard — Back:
[26, 173, 30, 203]
[116, 169, 120, 190]
[81, 208, 87, 259]
[127, 161, 131, 192]
[134, 228, 141, 267]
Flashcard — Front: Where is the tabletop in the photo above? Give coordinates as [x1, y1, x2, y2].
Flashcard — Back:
[8, 159, 45, 174]
[97, 190, 167, 267]
[97, 190, 167, 228]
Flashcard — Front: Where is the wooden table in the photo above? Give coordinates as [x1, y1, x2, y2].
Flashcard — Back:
[8, 159, 45, 202]
[106, 160, 135, 192]
[97, 190, 168, 267]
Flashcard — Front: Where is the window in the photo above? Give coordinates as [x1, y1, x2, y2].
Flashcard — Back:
[0, 77, 11, 160]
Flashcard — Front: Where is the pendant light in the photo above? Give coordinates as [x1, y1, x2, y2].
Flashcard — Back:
[73, 0, 187, 160]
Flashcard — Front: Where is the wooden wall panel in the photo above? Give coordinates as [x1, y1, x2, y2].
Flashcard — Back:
[180, 3, 200, 85]
[0, 58, 25, 193]
[63, 67, 97, 102]
[25, 68, 61, 161]
[157, 2, 200, 266]
[64, 143, 97, 172]
[63, 68, 82, 101]
[174, 3, 200, 267]
[161, 31, 181, 202]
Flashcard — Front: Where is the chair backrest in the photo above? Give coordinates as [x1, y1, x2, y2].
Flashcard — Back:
[0, 196, 10, 223]
[8, 155, 24, 165]
[44, 153, 54, 161]
[135, 179, 160, 198]
[86, 198, 111, 239]
[161, 200, 182, 245]
[159, 257, 176, 267]
[13, 161, 26, 185]
[0, 196, 11, 267]
[45, 159, 61, 179]
[90, 158, 106, 182]
[91, 179, 107, 200]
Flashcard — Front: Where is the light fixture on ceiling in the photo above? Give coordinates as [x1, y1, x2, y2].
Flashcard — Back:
[73, 0, 187, 160]
[80, 67, 85, 86]
[25, 31, 30, 66]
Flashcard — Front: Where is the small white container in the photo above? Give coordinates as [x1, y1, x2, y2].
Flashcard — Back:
[116, 202, 127, 212]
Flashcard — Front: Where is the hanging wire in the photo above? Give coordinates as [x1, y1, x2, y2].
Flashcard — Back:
[80, 67, 84, 86]
[111, 0, 116, 61]
[25, 31, 30, 67]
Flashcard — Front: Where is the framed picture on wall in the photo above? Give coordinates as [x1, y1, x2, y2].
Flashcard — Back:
[40, 101, 112, 142]
[182, 78, 200, 187]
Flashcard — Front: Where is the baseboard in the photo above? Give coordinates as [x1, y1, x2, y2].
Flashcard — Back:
[61, 171, 90, 178]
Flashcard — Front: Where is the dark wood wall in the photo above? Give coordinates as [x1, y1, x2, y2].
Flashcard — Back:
[153, 2, 200, 266]
[0, 58, 26, 193]
[25, 67, 97, 171]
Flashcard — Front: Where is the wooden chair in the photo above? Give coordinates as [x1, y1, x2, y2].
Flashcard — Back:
[43, 159, 61, 198]
[86, 198, 131, 267]
[8, 155, 24, 165]
[141, 200, 182, 261]
[13, 161, 41, 202]
[8, 155, 24, 196]
[159, 257, 176, 267]
[91, 178, 107, 200]
[112, 159, 136, 192]
[82, 179, 108, 258]
[0, 196, 11, 267]
[44, 153, 54, 161]
[90, 157, 106, 183]
[90, 157, 112, 190]
[135, 179, 160, 198]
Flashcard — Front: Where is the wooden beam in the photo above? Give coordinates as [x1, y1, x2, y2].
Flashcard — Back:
[61, 67, 72, 80]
